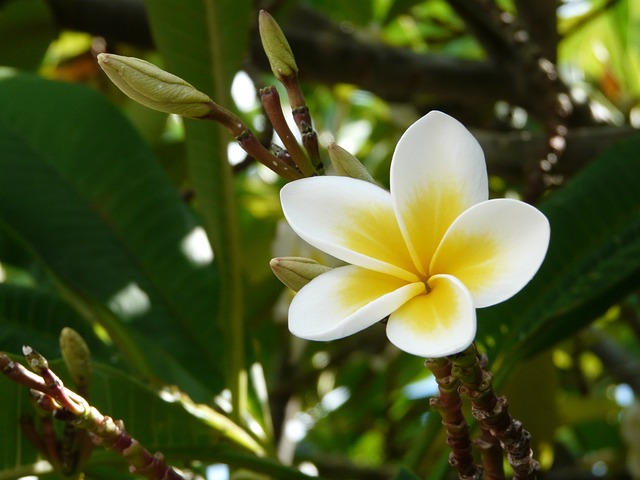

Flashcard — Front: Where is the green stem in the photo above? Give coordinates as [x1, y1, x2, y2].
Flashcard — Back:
[184, 119, 246, 424]
[202, 0, 246, 423]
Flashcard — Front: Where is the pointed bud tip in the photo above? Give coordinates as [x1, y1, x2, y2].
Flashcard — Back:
[258, 10, 298, 81]
[270, 256, 332, 292]
[328, 143, 376, 183]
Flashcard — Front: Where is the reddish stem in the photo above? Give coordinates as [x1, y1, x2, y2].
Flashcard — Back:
[426, 358, 481, 480]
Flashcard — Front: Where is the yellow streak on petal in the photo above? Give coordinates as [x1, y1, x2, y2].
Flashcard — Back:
[399, 184, 468, 275]
[393, 276, 461, 336]
[336, 269, 415, 317]
[431, 231, 501, 298]
[336, 204, 417, 276]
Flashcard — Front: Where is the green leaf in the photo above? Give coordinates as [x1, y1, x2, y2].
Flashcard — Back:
[0, 283, 108, 361]
[0, 0, 55, 70]
[306, 0, 374, 26]
[0, 371, 39, 473]
[0, 74, 224, 399]
[393, 466, 422, 480]
[382, 0, 425, 24]
[479, 132, 640, 367]
[145, 0, 253, 416]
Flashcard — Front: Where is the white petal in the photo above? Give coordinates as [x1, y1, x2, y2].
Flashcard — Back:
[386, 274, 476, 357]
[281, 176, 419, 281]
[390, 111, 488, 275]
[288, 265, 424, 341]
[431, 198, 550, 307]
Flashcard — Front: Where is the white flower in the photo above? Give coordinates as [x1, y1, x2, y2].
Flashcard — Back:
[279, 111, 550, 357]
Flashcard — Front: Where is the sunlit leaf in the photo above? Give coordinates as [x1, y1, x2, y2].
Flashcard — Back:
[0, 75, 224, 399]
[145, 0, 253, 413]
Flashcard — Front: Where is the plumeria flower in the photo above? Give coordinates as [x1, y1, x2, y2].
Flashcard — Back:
[279, 111, 550, 357]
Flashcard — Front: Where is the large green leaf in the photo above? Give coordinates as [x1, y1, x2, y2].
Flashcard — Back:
[145, 0, 253, 415]
[0, 283, 108, 361]
[479, 132, 640, 367]
[0, 74, 224, 399]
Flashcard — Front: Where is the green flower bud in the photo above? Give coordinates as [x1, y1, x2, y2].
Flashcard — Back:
[59, 327, 92, 390]
[328, 142, 376, 183]
[97, 53, 215, 118]
[258, 10, 298, 81]
[270, 256, 331, 292]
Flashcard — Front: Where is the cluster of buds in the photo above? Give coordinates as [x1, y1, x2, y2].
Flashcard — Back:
[0, 330, 182, 480]
[6, 329, 95, 477]
[97, 10, 371, 184]
[96, 9, 376, 293]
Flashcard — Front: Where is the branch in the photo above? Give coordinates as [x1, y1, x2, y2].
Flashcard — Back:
[1, 349, 183, 480]
[585, 329, 640, 395]
[46, 0, 154, 48]
[450, 345, 540, 480]
[513, 0, 559, 62]
[474, 125, 638, 181]
[426, 357, 481, 480]
[250, 5, 515, 108]
[44, 0, 515, 109]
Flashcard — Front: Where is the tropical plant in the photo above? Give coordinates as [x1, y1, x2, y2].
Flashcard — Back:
[1, 1, 640, 479]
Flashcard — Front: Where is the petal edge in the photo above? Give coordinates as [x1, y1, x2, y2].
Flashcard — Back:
[431, 198, 550, 307]
[289, 265, 425, 341]
[281, 176, 419, 281]
[391, 111, 489, 275]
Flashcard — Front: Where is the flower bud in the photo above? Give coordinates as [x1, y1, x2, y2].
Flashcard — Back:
[59, 327, 92, 390]
[270, 256, 331, 292]
[97, 53, 215, 118]
[328, 143, 376, 183]
[258, 10, 298, 81]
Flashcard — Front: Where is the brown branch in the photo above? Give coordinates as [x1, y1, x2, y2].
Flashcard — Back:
[252, 15, 513, 108]
[46, 0, 154, 48]
[445, 0, 519, 64]
[450, 345, 540, 480]
[43, 0, 603, 131]
[585, 328, 640, 395]
[1, 351, 184, 480]
[513, 0, 559, 62]
[474, 125, 637, 182]
[425, 357, 481, 480]
[46, 0, 514, 108]
[475, 425, 504, 479]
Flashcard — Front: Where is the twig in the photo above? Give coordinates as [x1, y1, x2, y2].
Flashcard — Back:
[1, 350, 184, 480]
[260, 86, 316, 176]
[425, 357, 481, 480]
